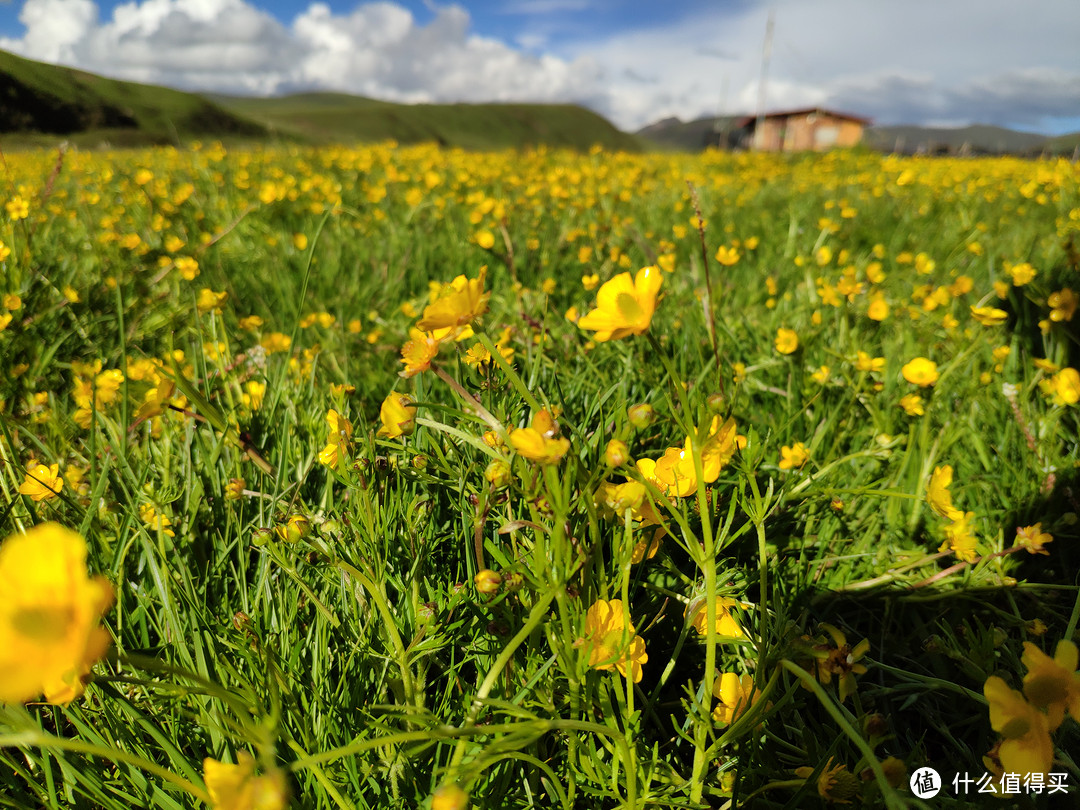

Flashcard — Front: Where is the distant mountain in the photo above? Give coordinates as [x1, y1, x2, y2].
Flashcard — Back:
[637, 114, 1079, 156]
[862, 124, 1050, 155]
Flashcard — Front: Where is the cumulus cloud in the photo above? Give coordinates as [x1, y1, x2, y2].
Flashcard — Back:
[1, 0, 602, 108]
[1, 0, 1078, 133]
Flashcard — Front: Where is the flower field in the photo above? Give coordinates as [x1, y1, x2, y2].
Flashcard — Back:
[1, 141, 1078, 808]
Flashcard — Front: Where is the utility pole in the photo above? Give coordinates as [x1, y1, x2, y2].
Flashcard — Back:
[753, 9, 775, 151]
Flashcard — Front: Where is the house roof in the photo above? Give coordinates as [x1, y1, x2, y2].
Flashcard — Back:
[739, 107, 872, 127]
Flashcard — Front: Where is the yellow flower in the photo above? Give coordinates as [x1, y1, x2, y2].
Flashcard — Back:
[376, 392, 417, 439]
[1048, 288, 1076, 322]
[983, 677, 1054, 777]
[648, 416, 739, 496]
[686, 597, 744, 638]
[292, 233, 308, 251]
[854, 351, 884, 372]
[577, 266, 662, 341]
[774, 328, 798, 355]
[1021, 640, 1080, 731]
[971, 305, 1008, 326]
[197, 289, 228, 314]
[417, 269, 490, 332]
[318, 409, 353, 468]
[898, 393, 924, 416]
[813, 623, 869, 703]
[243, 381, 266, 412]
[473, 569, 502, 595]
[225, 478, 245, 500]
[901, 357, 939, 387]
[431, 783, 469, 810]
[3, 293, 21, 310]
[139, 503, 175, 537]
[260, 332, 291, 353]
[714, 245, 740, 266]
[1007, 262, 1036, 286]
[582, 598, 647, 683]
[939, 511, 977, 562]
[926, 465, 963, 520]
[473, 229, 496, 250]
[795, 758, 860, 804]
[1015, 523, 1053, 555]
[712, 672, 761, 724]
[779, 442, 809, 470]
[581, 273, 600, 290]
[867, 295, 890, 321]
[1039, 367, 1080, 406]
[203, 752, 288, 810]
[275, 515, 311, 544]
[811, 365, 830, 384]
[18, 462, 63, 501]
[0, 523, 113, 705]
[175, 256, 199, 280]
[510, 410, 571, 465]
[399, 328, 444, 378]
[135, 380, 177, 421]
[5, 196, 29, 220]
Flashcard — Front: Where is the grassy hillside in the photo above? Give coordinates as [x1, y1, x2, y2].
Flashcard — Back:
[211, 92, 642, 151]
[0, 49, 267, 147]
[0, 48, 640, 152]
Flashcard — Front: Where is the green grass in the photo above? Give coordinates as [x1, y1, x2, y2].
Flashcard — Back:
[0, 143, 1078, 809]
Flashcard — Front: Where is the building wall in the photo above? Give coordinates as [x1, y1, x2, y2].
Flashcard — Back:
[754, 112, 864, 152]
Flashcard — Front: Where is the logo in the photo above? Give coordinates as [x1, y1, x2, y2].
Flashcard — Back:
[911, 767, 941, 798]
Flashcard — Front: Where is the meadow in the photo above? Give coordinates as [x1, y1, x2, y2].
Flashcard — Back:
[0, 141, 1078, 809]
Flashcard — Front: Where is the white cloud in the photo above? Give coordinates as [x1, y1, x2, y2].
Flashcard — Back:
[1, 0, 1079, 133]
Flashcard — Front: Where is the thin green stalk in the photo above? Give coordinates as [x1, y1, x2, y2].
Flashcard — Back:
[780, 660, 906, 810]
[0, 731, 210, 804]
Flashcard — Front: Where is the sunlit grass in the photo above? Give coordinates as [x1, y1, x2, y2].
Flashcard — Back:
[1, 142, 1078, 808]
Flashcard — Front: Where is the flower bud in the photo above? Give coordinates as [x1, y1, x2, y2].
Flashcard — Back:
[484, 459, 512, 489]
[276, 514, 310, 543]
[225, 477, 245, 500]
[474, 569, 502, 595]
[252, 527, 274, 547]
[604, 439, 629, 467]
[627, 403, 655, 429]
[706, 392, 725, 413]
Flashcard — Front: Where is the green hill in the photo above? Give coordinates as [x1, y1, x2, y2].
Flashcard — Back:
[0, 49, 267, 147]
[0, 48, 640, 152]
[210, 92, 641, 152]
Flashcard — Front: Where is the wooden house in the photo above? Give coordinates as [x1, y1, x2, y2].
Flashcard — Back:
[742, 107, 870, 152]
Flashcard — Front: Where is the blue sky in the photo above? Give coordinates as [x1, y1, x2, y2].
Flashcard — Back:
[1, 0, 1078, 134]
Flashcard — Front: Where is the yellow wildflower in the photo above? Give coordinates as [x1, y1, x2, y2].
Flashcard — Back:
[1039, 367, 1080, 406]
[18, 462, 63, 501]
[0, 523, 113, 705]
[926, 465, 963, 520]
[1015, 523, 1053, 555]
[686, 597, 744, 638]
[431, 783, 469, 810]
[376, 392, 417, 439]
[774, 328, 798, 355]
[582, 598, 647, 683]
[795, 758, 860, 805]
[712, 672, 761, 724]
[901, 357, 939, 387]
[971, 305, 1008, 326]
[983, 677, 1054, 777]
[813, 623, 869, 703]
[939, 511, 977, 562]
[577, 266, 662, 341]
[779, 442, 809, 470]
[318, 409, 353, 468]
[510, 410, 570, 465]
[1048, 288, 1076, 322]
[854, 351, 884, 372]
[898, 393, 924, 416]
[1021, 640, 1080, 730]
[417, 268, 490, 332]
[197, 289, 228, 314]
[203, 752, 288, 810]
[714, 245, 740, 266]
